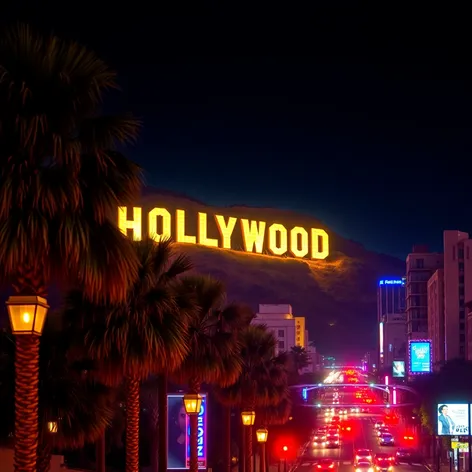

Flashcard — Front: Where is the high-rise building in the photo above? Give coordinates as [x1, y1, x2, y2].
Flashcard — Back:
[406, 246, 443, 340]
[428, 231, 472, 363]
[427, 269, 445, 367]
[377, 278, 407, 369]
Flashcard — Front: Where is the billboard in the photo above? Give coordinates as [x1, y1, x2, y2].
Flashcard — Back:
[437, 404, 469, 436]
[167, 394, 207, 469]
[408, 340, 432, 374]
[392, 360, 405, 378]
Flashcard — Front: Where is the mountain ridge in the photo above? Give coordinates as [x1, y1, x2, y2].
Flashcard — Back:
[130, 189, 405, 356]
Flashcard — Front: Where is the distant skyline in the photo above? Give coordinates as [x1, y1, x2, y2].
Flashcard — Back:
[3, 2, 471, 260]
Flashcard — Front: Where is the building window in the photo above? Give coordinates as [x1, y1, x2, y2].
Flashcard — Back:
[416, 259, 424, 269]
[278, 341, 285, 350]
[460, 322, 465, 331]
[460, 346, 465, 355]
[278, 329, 284, 338]
[460, 334, 465, 343]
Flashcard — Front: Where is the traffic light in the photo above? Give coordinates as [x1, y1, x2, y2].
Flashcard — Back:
[282, 445, 288, 452]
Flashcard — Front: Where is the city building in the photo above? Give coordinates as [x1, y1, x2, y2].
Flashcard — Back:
[406, 245, 443, 340]
[428, 231, 472, 363]
[251, 303, 307, 355]
[427, 269, 445, 368]
[377, 278, 407, 370]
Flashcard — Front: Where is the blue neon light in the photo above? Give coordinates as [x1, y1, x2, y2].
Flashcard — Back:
[379, 279, 404, 286]
[302, 388, 308, 400]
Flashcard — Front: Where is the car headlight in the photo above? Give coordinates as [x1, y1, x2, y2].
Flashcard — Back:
[356, 469, 362, 472]
[368, 469, 374, 472]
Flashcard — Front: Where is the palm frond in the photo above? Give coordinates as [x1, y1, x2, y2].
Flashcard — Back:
[0, 23, 143, 301]
[61, 239, 193, 386]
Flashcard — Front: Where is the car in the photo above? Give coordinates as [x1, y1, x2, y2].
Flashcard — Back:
[355, 461, 374, 472]
[395, 448, 422, 465]
[355, 449, 373, 462]
[325, 434, 340, 448]
[314, 430, 327, 446]
[377, 427, 390, 437]
[374, 421, 386, 429]
[316, 459, 335, 470]
[374, 453, 394, 472]
[379, 433, 394, 446]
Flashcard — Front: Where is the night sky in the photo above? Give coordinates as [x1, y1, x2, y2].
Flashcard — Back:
[3, 2, 471, 259]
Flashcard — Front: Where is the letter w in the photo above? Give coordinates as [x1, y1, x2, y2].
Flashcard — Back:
[240, 219, 266, 254]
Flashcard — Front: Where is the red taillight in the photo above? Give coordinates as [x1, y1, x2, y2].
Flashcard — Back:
[329, 465, 334, 468]
[317, 465, 322, 469]
[346, 427, 352, 431]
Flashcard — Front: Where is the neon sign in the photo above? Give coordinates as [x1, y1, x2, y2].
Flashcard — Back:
[117, 206, 329, 260]
[379, 279, 404, 286]
[167, 393, 207, 470]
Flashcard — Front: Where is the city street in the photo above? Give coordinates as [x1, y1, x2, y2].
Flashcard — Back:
[294, 383, 426, 472]
[296, 416, 425, 472]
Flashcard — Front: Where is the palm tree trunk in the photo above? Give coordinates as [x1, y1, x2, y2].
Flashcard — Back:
[222, 406, 231, 472]
[96, 433, 106, 472]
[14, 334, 40, 472]
[125, 376, 140, 472]
[157, 373, 168, 472]
[37, 441, 52, 472]
[189, 378, 201, 472]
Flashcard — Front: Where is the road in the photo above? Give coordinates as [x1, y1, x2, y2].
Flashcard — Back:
[295, 390, 425, 472]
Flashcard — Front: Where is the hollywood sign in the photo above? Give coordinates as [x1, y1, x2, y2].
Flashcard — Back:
[118, 206, 329, 260]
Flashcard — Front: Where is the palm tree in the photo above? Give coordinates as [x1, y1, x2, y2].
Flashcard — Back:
[0, 324, 115, 472]
[172, 276, 250, 472]
[216, 325, 289, 472]
[0, 23, 142, 472]
[62, 239, 194, 472]
[287, 346, 310, 384]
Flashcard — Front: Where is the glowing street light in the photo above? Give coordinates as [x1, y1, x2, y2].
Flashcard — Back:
[183, 393, 203, 415]
[256, 428, 268, 443]
[7, 295, 49, 472]
[48, 421, 58, 433]
[241, 410, 256, 426]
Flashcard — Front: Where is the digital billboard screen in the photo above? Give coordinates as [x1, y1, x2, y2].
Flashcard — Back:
[409, 340, 431, 374]
[437, 404, 469, 436]
[167, 393, 207, 469]
[392, 360, 405, 378]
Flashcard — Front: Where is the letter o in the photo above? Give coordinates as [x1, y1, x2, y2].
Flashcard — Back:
[268, 224, 288, 256]
[290, 227, 309, 258]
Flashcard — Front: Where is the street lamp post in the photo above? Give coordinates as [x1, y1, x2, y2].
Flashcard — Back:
[256, 428, 268, 472]
[241, 411, 256, 472]
[7, 295, 49, 472]
[184, 393, 203, 472]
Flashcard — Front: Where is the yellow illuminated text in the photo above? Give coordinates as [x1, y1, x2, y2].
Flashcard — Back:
[290, 227, 309, 258]
[215, 215, 237, 249]
[198, 212, 218, 248]
[268, 223, 288, 256]
[311, 229, 329, 260]
[116, 206, 330, 260]
[240, 219, 266, 254]
[118, 206, 142, 241]
[176, 209, 197, 244]
[148, 207, 172, 242]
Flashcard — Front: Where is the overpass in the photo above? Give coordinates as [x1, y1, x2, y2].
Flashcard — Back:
[290, 382, 420, 397]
